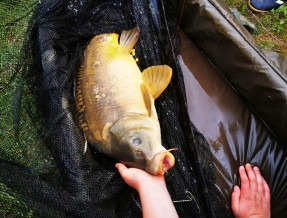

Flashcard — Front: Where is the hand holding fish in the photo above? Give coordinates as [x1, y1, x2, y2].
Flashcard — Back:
[115, 162, 166, 192]
[115, 163, 179, 218]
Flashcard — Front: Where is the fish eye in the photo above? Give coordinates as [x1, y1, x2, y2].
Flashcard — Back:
[132, 137, 141, 146]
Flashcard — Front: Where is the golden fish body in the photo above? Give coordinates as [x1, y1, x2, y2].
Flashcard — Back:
[78, 33, 149, 143]
[76, 28, 175, 175]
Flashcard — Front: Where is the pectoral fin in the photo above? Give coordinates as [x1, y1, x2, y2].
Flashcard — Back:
[120, 27, 139, 53]
[142, 65, 172, 99]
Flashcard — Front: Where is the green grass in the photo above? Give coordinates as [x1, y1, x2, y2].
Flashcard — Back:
[0, 183, 34, 217]
[0, 0, 53, 167]
[225, 0, 287, 58]
[0, 1, 54, 216]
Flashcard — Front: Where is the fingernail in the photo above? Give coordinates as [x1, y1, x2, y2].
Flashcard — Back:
[246, 163, 251, 167]
[239, 166, 244, 170]
[234, 186, 239, 191]
[254, 166, 259, 171]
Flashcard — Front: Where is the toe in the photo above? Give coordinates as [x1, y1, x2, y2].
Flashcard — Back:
[262, 178, 271, 217]
[262, 178, 271, 203]
[239, 165, 249, 193]
[231, 185, 241, 216]
[245, 163, 257, 193]
[253, 167, 263, 194]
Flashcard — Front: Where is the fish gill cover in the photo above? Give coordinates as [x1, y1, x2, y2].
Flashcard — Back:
[0, 0, 228, 217]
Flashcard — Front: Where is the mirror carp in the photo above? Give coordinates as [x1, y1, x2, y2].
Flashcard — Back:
[76, 28, 175, 175]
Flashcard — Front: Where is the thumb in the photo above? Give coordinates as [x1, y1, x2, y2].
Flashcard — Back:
[231, 185, 241, 216]
[115, 163, 130, 180]
[115, 163, 134, 182]
[115, 163, 127, 174]
[115, 163, 140, 191]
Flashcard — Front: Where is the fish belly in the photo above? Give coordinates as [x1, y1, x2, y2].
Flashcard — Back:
[76, 34, 149, 147]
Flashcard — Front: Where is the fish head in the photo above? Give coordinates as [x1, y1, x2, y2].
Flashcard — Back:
[109, 114, 175, 175]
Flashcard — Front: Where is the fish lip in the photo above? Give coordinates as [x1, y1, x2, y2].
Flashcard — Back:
[157, 151, 175, 175]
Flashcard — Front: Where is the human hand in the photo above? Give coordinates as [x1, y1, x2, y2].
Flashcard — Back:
[231, 163, 271, 218]
[115, 163, 166, 193]
[116, 163, 178, 218]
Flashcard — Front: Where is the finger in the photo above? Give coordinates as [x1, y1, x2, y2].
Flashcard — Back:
[231, 185, 241, 216]
[262, 177, 271, 202]
[253, 167, 263, 195]
[245, 163, 257, 192]
[239, 165, 249, 193]
[115, 163, 128, 176]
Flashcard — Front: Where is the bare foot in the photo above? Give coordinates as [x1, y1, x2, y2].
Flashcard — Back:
[231, 163, 271, 218]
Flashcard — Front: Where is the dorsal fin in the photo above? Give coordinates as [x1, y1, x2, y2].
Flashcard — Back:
[142, 65, 172, 100]
[120, 27, 139, 53]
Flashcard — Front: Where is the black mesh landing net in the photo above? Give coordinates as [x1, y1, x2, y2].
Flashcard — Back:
[1, 0, 228, 217]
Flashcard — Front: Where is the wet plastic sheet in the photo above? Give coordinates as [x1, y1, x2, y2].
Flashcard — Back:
[177, 0, 287, 144]
[176, 0, 287, 216]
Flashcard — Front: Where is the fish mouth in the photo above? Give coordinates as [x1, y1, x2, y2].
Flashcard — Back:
[157, 149, 176, 175]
